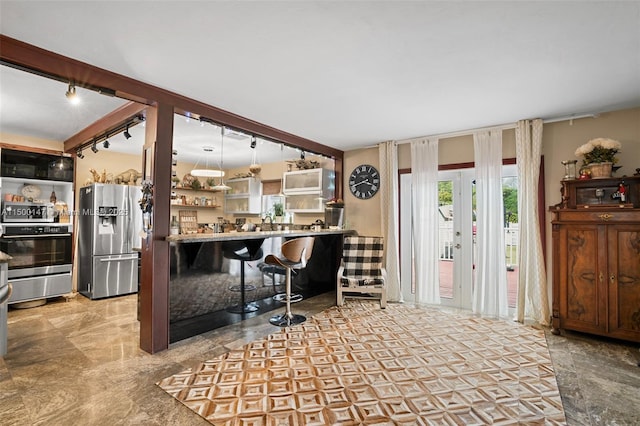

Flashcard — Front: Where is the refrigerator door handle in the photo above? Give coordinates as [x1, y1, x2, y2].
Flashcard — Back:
[99, 255, 138, 262]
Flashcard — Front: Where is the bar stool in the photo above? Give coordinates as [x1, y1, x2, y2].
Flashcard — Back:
[265, 236, 315, 327]
[223, 240, 264, 314]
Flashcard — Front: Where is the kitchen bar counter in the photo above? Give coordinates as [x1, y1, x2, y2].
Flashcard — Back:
[167, 228, 354, 342]
[166, 228, 353, 243]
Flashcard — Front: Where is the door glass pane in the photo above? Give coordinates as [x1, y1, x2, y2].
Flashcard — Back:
[503, 172, 518, 308]
[438, 180, 454, 299]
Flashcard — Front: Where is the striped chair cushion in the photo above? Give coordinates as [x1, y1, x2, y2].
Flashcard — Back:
[340, 236, 384, 287]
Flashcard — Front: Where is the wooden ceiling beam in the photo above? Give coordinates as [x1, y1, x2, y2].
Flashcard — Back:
[1, 34, 344, 160]
[63, 102, 147, 152]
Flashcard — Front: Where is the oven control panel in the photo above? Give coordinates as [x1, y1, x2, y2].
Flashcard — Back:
[1, 225, 69, 236]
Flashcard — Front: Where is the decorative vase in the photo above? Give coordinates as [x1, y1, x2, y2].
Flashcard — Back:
[588, 162, 613, 179]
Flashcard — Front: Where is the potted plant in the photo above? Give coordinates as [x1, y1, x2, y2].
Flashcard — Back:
[171, 176, 181, 188]
[575, 138, 621, 178]
[273, 202, 284, 223]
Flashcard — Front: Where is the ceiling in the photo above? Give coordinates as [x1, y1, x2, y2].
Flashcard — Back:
[1, 1, 639, 157]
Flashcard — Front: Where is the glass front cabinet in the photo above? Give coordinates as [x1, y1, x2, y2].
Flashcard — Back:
[282, 168, 334, 212]
[224, 177, 262, 214]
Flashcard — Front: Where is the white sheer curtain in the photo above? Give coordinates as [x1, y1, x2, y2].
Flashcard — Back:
[473, 130, 509, 317]
[515, 119, 550, 325]
[410, 138, 440, 304]
[378, 141, 401, 302]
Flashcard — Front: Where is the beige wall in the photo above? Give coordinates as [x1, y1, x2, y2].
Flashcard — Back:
[343, 105, 640, 294]
[0, 133, 63, 152]
[344, 147, 381, 237]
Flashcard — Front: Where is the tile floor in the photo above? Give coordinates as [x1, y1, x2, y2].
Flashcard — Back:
[1, 292, 639, 425]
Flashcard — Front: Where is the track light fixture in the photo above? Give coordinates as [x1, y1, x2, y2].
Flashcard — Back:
[250, 136, 257, 149]
[75, 115, 144, 157]
[77, 148, 85, 159]
[300, 150, 305, 160]
[65, 82, 79, 104]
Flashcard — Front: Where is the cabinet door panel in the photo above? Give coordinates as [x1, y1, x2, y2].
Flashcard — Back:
[608, 226, 640, 339]
[564, 226, 606, 331]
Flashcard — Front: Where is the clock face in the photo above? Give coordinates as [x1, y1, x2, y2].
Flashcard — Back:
[21, 184, 41, 200]
[349, 164, 380, 200]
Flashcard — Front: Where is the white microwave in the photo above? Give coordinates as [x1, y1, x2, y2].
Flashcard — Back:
[1, 201, 55, 223]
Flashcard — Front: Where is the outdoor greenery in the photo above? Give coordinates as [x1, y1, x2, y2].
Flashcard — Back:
[438, 178, 518, 224]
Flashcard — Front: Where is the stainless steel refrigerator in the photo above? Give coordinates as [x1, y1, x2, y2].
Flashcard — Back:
[78, 184, 142, 299]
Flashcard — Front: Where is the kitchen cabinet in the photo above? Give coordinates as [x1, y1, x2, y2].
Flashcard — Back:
[550, 176, 640, 343]
[224, 177, 262, 214]
[283, 168, 333, 194]
[284, 192, 326, 213]
[282, 168, 334, 212]
[0, 176, 74, 228]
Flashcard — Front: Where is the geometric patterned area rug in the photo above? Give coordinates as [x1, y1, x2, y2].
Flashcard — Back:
[157, 301, 566, 425]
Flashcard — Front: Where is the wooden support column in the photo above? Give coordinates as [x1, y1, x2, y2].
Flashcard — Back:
[139, 103, 173, 353]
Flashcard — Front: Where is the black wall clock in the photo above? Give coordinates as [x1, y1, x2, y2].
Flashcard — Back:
[349, 164, 380, 199]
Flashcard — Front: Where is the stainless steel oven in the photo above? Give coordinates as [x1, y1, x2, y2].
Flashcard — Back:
[0, 225, 72, 303]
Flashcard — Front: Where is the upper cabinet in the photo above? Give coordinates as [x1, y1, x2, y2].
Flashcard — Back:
[224, 177, 262, 214]
[283, 168, 333, 194]
[282, 168, 334, 212]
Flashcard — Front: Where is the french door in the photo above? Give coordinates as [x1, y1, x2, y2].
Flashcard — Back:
[400, 164, 519, 311]
[400, 169, 475, 309]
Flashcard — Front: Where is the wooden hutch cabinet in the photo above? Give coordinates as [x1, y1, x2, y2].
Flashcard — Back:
[550, 175, 640, 343]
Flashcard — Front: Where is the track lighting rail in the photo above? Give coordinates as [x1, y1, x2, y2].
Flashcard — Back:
[75, 114, 144, 158]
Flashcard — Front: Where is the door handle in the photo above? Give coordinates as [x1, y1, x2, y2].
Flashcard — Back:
[99, 256, 138, 262]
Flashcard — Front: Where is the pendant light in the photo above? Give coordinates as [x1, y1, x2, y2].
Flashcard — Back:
[191, 146, 224, 178]
[277, 143, 285, 197]
[249, 136, 262, 176]
[212, 126, 231, 191]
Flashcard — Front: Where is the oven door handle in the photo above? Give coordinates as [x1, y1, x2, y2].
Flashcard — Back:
[0, 234, 71, 239]
[0, 283, 12, 305]
[8, 272, 71, 283]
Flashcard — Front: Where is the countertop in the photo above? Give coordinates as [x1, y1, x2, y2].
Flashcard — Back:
[166, 228, 354, 243]
[0, 251, 12, 263]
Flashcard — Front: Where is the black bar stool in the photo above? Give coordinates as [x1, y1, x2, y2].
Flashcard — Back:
[223, 240, 264, 314]
[264, 236, 315, 327]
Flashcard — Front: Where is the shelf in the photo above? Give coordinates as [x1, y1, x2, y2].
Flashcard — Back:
[1, 176, 74, 187]
[171, 204, 221, 209]
[173, 186, 221, 193]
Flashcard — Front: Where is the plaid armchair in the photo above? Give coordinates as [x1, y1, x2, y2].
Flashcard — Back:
[337, 235, 387, 308]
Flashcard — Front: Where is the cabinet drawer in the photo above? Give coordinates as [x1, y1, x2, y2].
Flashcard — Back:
[553, 209, 640, 223]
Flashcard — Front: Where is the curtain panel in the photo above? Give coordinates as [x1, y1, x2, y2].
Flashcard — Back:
[378, 141, 401, 302]
[473, 130, 509, 318]
[410, 138, 440, 304]
[515, 119, 550, 325]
